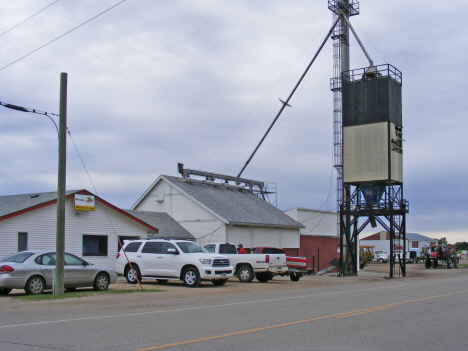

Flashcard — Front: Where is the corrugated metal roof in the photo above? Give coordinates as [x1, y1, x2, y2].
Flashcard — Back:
[162, 175, 304, 229]
[406, 232, 438, 242]
[123, 210, 195, 240]
[0, 190, 78, 218]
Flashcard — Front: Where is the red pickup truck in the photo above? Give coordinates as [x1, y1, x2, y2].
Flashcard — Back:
[248, 247, 309, 281]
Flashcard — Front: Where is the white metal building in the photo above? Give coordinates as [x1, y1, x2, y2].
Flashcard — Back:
[132, 175, 304, 251]
[360, 231, 437, 254]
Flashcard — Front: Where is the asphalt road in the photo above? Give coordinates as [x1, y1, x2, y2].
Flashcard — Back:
[1, 263, 467, 351]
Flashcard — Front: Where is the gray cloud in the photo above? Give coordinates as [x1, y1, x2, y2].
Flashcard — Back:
[1, 0, 467, 243]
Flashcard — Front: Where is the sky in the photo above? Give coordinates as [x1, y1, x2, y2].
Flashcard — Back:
[1, 1, 467, 244]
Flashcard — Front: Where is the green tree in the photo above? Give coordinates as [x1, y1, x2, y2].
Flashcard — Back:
[438, 237, 448, 245]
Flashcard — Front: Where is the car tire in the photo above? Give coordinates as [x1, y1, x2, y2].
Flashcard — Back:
[432, 259, 438, 269]
[93, 273, 110, 291]
[183, 267, 201, 287]
[454, 257, 459, 268]
[125, 265, 141, 284]
[156, 279, 168, 284]
[212, 279, 228, 286]
[290, 273, 300, 282]
[237, 265, 254, 283]
[256, 273, 270, 283]
[378, 258, 383, 263]
[0, 288, 12, 296]
[25, 276, 45, 295]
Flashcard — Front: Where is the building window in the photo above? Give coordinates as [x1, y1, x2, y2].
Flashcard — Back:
[18, 232, 28, 252]
[412, 241, 419, 248]
[83, 235, 108, 256]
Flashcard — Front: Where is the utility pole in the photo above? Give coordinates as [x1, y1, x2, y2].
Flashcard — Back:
[53, 72, 67, 295]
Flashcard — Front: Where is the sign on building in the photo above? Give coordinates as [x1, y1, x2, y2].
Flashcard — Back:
[75, 194, 95, 211]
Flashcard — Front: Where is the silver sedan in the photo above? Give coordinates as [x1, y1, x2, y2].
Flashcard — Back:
[0, 250, 117, 295]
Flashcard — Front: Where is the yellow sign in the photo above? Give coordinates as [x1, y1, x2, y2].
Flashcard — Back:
[75, 194, 95, 211]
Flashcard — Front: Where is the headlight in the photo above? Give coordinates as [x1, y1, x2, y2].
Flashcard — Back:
[199, 258, 211, 265]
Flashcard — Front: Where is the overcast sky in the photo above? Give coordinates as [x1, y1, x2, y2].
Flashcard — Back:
[1, 1, 467, 244]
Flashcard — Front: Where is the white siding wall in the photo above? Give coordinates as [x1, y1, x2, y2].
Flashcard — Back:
[134, 180, 227, 244]
[225, 226, 299, 249]
[285, 208, 337, 236]
[410, 239, 437, 250]
[0, 197, 150, 269]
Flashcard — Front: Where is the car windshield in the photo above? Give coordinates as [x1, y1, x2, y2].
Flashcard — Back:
[0, 251, 34, 263]
[175, 241, 208, 254]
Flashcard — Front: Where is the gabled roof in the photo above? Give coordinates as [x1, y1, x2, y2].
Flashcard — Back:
[134, 175, 304, 229]
[406, 233, 438, 242]
[124, 210, 195, 240]
[0, 190, 78, 218]
[361, 231, 437, 242]
[0, 190, 159, 233]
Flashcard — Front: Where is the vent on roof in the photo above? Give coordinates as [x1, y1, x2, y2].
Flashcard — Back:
[30, 195, 39, 198]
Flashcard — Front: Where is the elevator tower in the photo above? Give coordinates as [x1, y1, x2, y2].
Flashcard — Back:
[328, 0, 409, 277]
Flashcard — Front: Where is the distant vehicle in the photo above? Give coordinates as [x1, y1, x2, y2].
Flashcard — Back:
[372, 250, 389, 263]
[116, 239, 233, 287]
[425, 245, 459, 269]
[0, 250, 117, 295]
[394, 251, 412, 263]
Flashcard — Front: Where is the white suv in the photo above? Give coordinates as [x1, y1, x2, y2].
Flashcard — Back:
[115, 239, 233, 287]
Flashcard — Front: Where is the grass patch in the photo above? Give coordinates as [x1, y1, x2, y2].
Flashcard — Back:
[13, 288, 163, 301]
[458, 264, 468, 268]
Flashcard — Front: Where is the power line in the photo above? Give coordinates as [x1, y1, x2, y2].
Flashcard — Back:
[0, 0, 60, 38]
[0, 0, 127, 71]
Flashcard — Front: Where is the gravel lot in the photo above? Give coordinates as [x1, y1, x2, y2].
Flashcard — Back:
[1, 260, 466, 312]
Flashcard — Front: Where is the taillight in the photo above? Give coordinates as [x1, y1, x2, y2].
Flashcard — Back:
[265, 255, 269, 263]
[0, 265, 14, 274]
[116, 253, 121, 259]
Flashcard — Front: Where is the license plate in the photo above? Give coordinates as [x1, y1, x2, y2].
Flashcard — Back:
[277, 267, 281, 273]
[221, 273, 226, 277]
[290, 268, 297, 272]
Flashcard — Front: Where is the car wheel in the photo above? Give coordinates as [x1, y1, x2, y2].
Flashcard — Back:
[0, 288, 12, 296]
[156, 279, 168, 284]
[256, 273, 270, 283]
[25, 276, 45, 295]
[237, 265, 254, 283]
[183, 267, 201, 287]
[454, 257, 459, 268]
[93, 273, 110, 291]
[378, 258, 384, 263]
[432, 259, 438, 269]
[447, 258, 453, 269]
[125, 265, 141, 284]
[290, 273, 300, 282]
[212, 279, 228, 286]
